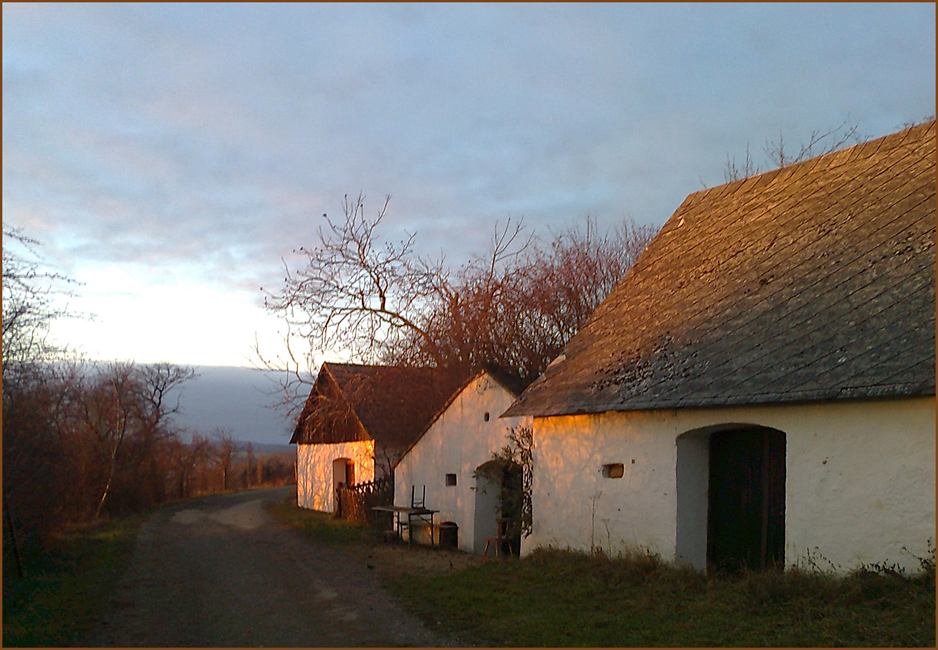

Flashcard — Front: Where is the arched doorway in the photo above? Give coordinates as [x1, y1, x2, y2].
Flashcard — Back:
[708, 427, 786, 571]
[676, 425, 786, 572]
[332, 458, 354, 514]
[473, 460, 522, 555]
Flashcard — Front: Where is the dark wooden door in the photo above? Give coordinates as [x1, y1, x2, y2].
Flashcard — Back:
[708, 428, 786, 571]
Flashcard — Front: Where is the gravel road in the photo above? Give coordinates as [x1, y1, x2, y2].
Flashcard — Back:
[84, 486, 459, 647]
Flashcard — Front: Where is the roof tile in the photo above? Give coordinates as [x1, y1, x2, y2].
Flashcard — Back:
[505, 121, 936, 417]
[291, 363, 467, 456]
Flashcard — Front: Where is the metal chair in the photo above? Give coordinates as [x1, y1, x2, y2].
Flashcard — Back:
[401, 485, 435, 546]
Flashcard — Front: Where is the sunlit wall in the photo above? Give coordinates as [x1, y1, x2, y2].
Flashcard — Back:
[394, 373, 530, 553]
[529, 397, 935, 573]
[296, 440, 376, 512]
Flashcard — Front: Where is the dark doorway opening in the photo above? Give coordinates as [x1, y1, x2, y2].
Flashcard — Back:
[707, 427, 786, 571]
[473, 460, 522, 556]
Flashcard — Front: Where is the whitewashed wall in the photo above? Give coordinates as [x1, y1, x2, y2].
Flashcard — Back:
[529, 397, 935, 573]
[394, 373, 530, 554]
[296, 440, 375, 512]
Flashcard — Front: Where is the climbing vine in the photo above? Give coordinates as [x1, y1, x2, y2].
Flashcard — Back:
[475, 424, 533, 538]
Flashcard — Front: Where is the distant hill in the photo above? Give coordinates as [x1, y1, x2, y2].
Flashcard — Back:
[235, 441, 295, 454]
[168, 366, 312, 447]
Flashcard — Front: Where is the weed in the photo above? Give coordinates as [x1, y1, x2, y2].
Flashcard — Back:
[902, 538, 936, 583]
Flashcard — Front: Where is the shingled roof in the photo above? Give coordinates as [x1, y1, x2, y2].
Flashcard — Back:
[290, 363, 467, 455]
[505, 120, 936, 417]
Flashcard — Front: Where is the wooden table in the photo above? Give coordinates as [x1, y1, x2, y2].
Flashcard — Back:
[371, 505, 440, 547]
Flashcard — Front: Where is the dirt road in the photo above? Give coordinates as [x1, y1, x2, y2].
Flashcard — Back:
[85, 487, 458, 647]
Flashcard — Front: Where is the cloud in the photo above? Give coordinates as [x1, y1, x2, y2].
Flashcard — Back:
[3, 3, 935, 366]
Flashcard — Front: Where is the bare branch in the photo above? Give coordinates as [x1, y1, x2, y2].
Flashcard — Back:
[262, 193, 657, 396]
[259, 192, 446, 371]
[2, 229, 81, 379]
[724, 121, 867, 183]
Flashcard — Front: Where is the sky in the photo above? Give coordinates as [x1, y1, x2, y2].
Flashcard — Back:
[3, 3, 936, 374]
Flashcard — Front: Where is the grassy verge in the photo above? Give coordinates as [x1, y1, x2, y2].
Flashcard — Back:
[271, 497, 935, 647]
[2, 515, 142, 647]
[391, 548, 935, 647]
[269, 494, 372, 546]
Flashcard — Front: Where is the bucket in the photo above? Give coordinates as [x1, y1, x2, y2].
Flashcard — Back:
[438, 522, 458, 550]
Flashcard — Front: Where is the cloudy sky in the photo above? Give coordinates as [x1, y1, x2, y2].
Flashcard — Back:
[4, 3, 935, 371]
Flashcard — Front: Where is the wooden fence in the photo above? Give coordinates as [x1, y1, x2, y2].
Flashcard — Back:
[335, 476, 393, 524]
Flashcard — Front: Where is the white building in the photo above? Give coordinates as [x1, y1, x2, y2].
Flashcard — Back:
[505, 121, 936, 573]
[394, 369, 531, 554]
[291, 363, 465, 513]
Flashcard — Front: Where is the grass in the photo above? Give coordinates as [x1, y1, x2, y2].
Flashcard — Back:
[391, 548, 936, 647]
[2, 515, 143, 647]
[269, 494, 372, 546]
[272, 497, 936, 647]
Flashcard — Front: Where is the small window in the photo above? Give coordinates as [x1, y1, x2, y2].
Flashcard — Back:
[602, 463, 625, 479]
[445, 473, 457, 486]
[483, 412, 490, 421]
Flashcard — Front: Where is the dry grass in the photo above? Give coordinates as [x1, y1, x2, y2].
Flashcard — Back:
[269, 494, 485, 579]
[391, 547, 936, 647]
[272, 497, 936, 647]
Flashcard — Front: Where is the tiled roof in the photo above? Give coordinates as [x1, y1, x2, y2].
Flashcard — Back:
[394, 367, 526, 464]
[505, 121, 936, 417]
[290, 363, 467, 454]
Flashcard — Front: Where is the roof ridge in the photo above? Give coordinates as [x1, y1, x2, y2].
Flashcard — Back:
[506, 120, 936, 417]
[687, 120, 936, 205]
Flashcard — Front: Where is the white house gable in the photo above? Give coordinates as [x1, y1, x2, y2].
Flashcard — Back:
[394, 372, 531, 554]
[291, 362, 466, 514]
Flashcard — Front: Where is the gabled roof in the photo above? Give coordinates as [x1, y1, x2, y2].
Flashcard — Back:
[394, 367, 526, 464]
[290, 363, 467, 453]
[505, 121, 936, 417]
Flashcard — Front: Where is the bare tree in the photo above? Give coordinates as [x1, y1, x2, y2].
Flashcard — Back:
[723, 143, 759, 184]
[264, 193, 444, 362]
[211, 428, 237, 491]
[1, 238, 223, 553]
[2, 230, 79, 557]
[139, 363, 198, 430]
[91, 363, 144, 519]
[47, 361, 199, 520]
[381, 214, 656, 387]
[382, 216, 533, 374]
[245, 442, 256, 488]
[123, 363, 197, 507]
[261, 194, 657, 400]
[2, 362, 72, 559]
[170, 432, 211, 499]
[256, 193, 454, 410]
